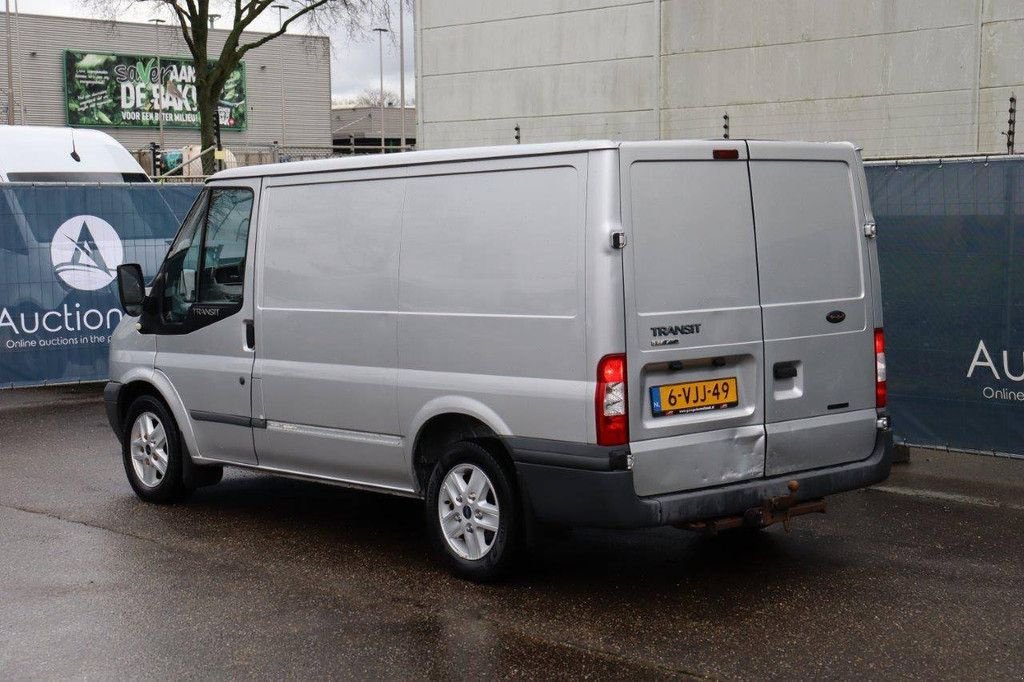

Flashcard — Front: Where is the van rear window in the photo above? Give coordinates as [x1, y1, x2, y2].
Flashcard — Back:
[748, 161, 862, 304]
[629, 160, 761, 315]
[6, 172, 151, 183]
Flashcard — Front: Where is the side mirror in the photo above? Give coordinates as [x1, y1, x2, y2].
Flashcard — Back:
[116, 263, 146, 316]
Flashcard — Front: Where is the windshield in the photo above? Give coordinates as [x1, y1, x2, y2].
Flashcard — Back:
[161, 190, 210, 323]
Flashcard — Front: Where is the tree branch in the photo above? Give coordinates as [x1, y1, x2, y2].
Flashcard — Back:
[239, 1, 276, 31]
[164, 1, 198, 56]
[235, 0, 335, 58]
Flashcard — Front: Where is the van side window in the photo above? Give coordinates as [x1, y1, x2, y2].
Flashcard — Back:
[199, 189, 253, 305]
[162, 190, 209, 324]
[160, 187, 253, 324]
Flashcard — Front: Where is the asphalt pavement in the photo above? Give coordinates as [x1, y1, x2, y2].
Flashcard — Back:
[1, 386, 1022, 680]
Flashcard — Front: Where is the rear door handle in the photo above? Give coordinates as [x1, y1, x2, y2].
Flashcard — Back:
[243, 319, 255, 351]
[773, 362, 798, 380]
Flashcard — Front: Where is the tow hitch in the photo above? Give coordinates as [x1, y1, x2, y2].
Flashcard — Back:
[679, 480, 827, 535]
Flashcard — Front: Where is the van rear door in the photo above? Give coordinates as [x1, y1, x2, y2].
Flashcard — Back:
[618, 142, 766, 497]
[746, 141, 878, 476]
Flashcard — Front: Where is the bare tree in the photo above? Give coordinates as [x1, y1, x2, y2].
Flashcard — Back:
[86, 0, 391, 174]
[355, 87, 400, 108]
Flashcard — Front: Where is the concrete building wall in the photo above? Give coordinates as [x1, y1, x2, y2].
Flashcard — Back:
[0, 13, 332, 152]
[415, 0, 1024, 157]
[331, 106, 417, 146]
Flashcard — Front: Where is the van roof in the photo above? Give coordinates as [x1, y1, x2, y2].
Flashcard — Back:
[210, 139, 859, 181]
[0, 125, 148, 179]
[211, 140, 621, 180]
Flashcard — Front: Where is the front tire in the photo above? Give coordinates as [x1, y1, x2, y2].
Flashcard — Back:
[426, 441, 520, 581]
[121, 395, 190, 504]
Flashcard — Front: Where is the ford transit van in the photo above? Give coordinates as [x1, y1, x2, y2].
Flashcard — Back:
[105, 140, 892, 580]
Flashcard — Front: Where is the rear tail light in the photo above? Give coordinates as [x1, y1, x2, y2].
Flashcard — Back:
[596, 354, 628, 446]
[874, 328, 887, 408]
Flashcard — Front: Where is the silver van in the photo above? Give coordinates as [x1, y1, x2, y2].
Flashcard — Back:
[106, 140, 892, 580]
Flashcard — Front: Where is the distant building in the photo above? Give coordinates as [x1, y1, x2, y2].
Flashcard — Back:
[332, 105, 416, 153]
[0, 12, 332, 155]
[415, 1, 1024, 158]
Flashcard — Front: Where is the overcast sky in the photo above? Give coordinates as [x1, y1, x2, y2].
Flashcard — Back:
[13, 0, 415, 103]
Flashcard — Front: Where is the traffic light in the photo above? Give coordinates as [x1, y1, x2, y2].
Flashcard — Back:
[149, 142, 162, 176]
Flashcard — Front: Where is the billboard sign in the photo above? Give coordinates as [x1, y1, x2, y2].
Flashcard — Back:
[63, 50, 247, 130]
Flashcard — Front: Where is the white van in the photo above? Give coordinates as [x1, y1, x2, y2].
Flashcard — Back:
[0, 126, 161, 318]
[0, 125, 149, 183]
[106, 140, 893, 580]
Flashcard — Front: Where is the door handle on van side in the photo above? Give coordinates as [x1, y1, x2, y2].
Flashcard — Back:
[773, 362, 798, 380]
[244, 319, 255, 351]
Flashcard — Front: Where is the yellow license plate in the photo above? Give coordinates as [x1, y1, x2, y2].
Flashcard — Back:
[650, 377, 739, 417]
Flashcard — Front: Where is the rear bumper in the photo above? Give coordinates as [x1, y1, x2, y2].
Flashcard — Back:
[104, 381, 122, 436]
[508, 428, 893, 529]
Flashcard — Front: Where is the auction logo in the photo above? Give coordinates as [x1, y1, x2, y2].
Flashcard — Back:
[50, 216, 124, 291]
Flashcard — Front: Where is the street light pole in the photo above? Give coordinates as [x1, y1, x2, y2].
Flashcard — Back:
[14, 0, 23, 124]
[273, 4, 288, 148]
[398, 0, 406, 151]
[5, 0, 14, 125]
[208, 13, 220, 30]
[149, 18, 166, 150]
[373, 27, 388, 154]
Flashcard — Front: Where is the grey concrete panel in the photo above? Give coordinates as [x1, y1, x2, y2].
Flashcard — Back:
[422, 58, 654, 121]
[663, 26, 977, 110]
[421, 0, 647, 29]
[984, 0, 1024, 23]
[417, 1, 1024, 158]
[661, 90, 978, 157]
[422, 111, 658, 149]
[981, 19, 1024, 88]
[422, 3, 652, 75]
[663, 0, 976, 56]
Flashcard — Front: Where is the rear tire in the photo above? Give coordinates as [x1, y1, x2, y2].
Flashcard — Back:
[426, 441, 520, 581]
[121, 395, 191, 504]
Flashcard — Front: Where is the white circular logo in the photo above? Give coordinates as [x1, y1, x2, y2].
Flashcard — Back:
[50, 215, 124, 291]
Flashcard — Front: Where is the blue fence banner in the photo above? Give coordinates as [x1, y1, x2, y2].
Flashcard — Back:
[0, 183, 201, 388]
[867, 158, 1024, 457]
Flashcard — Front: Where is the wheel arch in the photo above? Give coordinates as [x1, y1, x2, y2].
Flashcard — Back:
[408, 401, 515, 495]
[114, 368, 201, 459]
